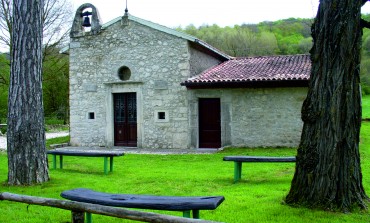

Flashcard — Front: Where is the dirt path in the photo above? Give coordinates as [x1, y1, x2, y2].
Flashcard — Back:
[0, 131, 69, 150]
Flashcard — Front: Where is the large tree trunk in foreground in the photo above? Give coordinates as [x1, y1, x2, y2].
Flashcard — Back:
[7, 0, 49, 185]
[286, 0, 368, 211]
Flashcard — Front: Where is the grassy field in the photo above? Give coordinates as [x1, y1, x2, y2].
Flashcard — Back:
[363, 94, 370, 119]
[0, 98, 370, 222]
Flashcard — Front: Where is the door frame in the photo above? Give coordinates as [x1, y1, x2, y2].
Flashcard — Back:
[189, 92, 231, 149]
[198, 98, 221, 148]
[105, 84, 143, 148]
[113, 92, 137, 146]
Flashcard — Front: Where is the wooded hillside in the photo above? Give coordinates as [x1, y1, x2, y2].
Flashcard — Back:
[178, 18, 313, 57]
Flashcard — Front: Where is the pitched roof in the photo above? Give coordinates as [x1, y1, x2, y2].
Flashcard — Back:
[61, 14, 231, 61]
[181, 54, 311, 88]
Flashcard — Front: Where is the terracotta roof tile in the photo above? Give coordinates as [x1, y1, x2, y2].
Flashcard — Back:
[182, 54, 311, 87]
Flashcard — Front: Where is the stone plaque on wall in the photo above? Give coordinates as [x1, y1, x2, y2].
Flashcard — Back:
[154, 80, 168, 90]
[84, 84, 98, 92]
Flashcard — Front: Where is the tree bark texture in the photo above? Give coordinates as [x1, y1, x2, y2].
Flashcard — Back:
[7, 0, 49, 185]
[286, 0, 368, 211]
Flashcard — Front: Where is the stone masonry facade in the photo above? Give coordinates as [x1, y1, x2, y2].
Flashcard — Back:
[68, 4, 307, 150]
[188, 88, 306, 148]
[69, 15, 222, 149]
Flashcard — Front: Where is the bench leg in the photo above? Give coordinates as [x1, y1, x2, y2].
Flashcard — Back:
[52, 155, 56, 169]
[192, 209, 200, 219]
[71, 211, 85, 223]
[234, 161, 242, 183]
[60, 155, 63, 169]
[110, 157, 114, 172]
[104, 157, 108, 175]
[183, 210, 191, 218]
[86, 212, 92, 223]
[104, 157, 114, 174]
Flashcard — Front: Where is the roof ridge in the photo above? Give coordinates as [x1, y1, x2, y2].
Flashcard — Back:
[234, 54, 310, 60]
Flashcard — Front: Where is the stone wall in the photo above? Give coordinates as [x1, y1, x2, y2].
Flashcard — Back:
[188, 45, 222, 77]
[69, 18, 222, 149]
[69, 13, 306, 149]
[189, 87, 307, 148]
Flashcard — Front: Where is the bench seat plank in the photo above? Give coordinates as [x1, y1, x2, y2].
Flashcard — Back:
[223, 156, 296, 183]
[223, 156, 296, 162]
[47, 149, 124, 174]
[47, 150, 124, 157]
[61, 188, 224, 221]
[61, 188, 224, 211]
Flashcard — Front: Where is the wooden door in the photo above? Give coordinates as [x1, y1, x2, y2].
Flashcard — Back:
[114, 93, 137, 147]
[199, 98, 221, 148]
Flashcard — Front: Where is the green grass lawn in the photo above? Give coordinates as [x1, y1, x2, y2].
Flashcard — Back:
[0, 123, 369, 222]
[363, 94, 370, 119]
[1, 96, 370, 222]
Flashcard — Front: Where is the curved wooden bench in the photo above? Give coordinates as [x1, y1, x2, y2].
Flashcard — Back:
[223, 156, 296, 183]
[47, 149, 124, 174]
[61, 188, 225, 222]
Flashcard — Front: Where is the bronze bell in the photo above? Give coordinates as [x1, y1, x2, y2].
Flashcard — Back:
[82, 16, 91, 27]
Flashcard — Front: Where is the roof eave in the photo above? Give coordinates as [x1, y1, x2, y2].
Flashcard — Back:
[194, 39, 231, 60]
[181, 79, 309, 89]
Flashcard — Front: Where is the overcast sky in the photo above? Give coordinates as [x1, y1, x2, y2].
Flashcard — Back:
[71, 0, 370, 28]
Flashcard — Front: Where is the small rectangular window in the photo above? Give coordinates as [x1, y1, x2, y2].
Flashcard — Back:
[88, 112, 95, 120]
[154, 110, 169, 122]
[158, 112, 166, 120]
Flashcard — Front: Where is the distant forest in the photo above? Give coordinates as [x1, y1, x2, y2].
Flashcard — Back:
[177, 18, 313, 57]
[177, 14, 370, 94]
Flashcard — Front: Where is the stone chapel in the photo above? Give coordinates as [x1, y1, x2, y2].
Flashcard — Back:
[64, 4, 310, 150]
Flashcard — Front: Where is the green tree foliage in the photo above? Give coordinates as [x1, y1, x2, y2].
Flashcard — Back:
[0, 0, 71, 123]
[258, 32, 279, 55]
[361, 14, 370, 95]
[42, 47, 69, 123]
[0, 53, 9, 122]
[0, 53, 9, 85]
[179, 18, 314, 57]
[0, 49, 69, 123]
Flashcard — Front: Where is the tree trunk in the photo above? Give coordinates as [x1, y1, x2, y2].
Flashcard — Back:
[7, 0, 49, 185]
[285, 0, 368, 211]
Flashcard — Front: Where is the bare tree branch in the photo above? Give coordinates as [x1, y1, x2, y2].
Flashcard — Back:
[0, 0, 12, 50]
[0, 0, 72, 52]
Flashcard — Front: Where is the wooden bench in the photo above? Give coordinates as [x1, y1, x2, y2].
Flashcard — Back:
[47, 149, 124, 174]
[223, 156, 296, 183]
[61, 188, 225, 222]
